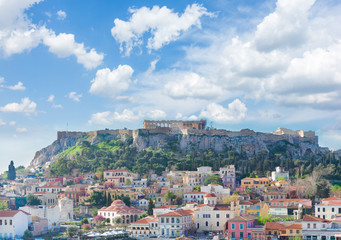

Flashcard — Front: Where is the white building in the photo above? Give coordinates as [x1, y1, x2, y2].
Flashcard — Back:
[98, 200, 144, 225]
[153, 205, 177, 216]
[194, 203, 237, 234]
[302, 215, 341, 240]
[137, 199, 149, 210]
[271, 167, 289, 181]
[128, 216, 158, 238]
[315, 197, 341, 220]
[201, 184, 230, 203]
[183, 192, 207, 204]
[158, 210, 194, 238]
[0, 210, 32, 239]
[220, 165, 236, 189]
[19, 205, 61, 231]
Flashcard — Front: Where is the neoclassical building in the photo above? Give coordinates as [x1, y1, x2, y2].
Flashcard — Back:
[98, 200, 145, 225]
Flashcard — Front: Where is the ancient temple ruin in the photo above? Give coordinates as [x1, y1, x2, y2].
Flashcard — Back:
[143, 120, 206, 130]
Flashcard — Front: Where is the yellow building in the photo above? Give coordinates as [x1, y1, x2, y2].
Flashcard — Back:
[246, 202, 269, 217]
[241, 177, 270, 189]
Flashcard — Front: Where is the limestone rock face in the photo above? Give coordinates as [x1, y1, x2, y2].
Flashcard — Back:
[29, 128, 322, 170]
[29, 136, 78, 170]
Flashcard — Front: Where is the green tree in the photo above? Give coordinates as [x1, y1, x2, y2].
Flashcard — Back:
[125, 179, 131, 186]
[192, 186, 200, 192]
[164, 190, 176, 202]
[8, 160, 16, 180]
[66, 226, 78, 238]
[316, 180, 330, 199]
[88, 191, 105, 206]
[204, 174, 221, 185]
[26, 194, 42, 205]
[139, 212, 148, 219]
[0, 201, 8, 211]
[81, 218, 89, 225]
[147, 199, 155, 216]
[23, 230, 33, 240]
[114, 217, 122, 225]
[106, 193, 113, 207]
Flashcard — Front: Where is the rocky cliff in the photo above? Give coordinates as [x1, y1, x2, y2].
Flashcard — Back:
[29, 128, 321, 170]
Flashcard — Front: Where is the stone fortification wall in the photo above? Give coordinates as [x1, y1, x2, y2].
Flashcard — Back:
[87, 129, 133, 137]
[274, 128, 315, 138]
[57, 131, 86, 140]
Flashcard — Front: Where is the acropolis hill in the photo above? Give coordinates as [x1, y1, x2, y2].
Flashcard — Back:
[30, 120, 320, 169]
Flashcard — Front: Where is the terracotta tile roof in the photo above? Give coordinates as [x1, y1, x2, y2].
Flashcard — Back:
[323, 196, 341, 201]
[286, 223, 302, 229]
[186, 202, 197, 204]
[302, 215, 331, 223]
[271, 199, 310, 202]
[132, 218, 152, 225]
[205, 193, 217, 197]
[153, 205, 177, 209]
[184, 192, 207, 194]
[0, 210, 30, 217]
[228, 215, 257, 222]
[265, 222, 286, 230]
[159, 210, 193, 217]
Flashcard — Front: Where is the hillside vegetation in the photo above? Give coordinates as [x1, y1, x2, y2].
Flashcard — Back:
[49, 134, 341, 180]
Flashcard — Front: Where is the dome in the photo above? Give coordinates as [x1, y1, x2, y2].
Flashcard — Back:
[111, 200, 125, 206]
[205, 193, 217, 198]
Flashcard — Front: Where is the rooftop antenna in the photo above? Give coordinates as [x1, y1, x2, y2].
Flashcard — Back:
[66, 122, 68, 132]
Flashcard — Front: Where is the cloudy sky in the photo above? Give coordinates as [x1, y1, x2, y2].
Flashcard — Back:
[0, 0, 341, 172]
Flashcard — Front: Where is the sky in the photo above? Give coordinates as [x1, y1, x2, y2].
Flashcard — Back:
[0, 0, 341, 173]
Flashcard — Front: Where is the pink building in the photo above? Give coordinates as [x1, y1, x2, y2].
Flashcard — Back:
[227, 215, 264, 240]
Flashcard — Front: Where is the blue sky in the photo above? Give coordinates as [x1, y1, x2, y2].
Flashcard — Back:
[0, 0, 341, 173]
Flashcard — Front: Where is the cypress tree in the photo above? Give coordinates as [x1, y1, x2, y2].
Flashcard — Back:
[8, 161, 16, 180]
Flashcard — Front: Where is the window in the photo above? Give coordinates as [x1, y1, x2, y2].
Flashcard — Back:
[5, 220, 7, 225]
[318, 208, 320, 212]
[240, 223, 244, 230]
[296, 230, 299, 234]
[9, 220, 12, 225]
[323, 215, 325, 219]
[318, 215, 320, 218]
[0, 220, 2, 225]
[231, 232, 235, 238]
[206, 221, 208, 227]
[332, 208, 335, 212]
[232, 223, 235, 229]
[166, 218, 169, 223]
[217, 221, 219, 227]
[290, 230, 293, 234]
[313, 224, 316, 228]
[226, 214, 230, 218]
[197, 223, 200, 229]
[240, 232, 244, 239]
[161, 218, 164, 223]
[323, 208, 326, 212]
[216, 214, 220, 218]
[171, 218, 175, 223]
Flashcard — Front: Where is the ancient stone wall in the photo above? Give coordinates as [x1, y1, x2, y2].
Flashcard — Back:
[57, 131, 86, 140]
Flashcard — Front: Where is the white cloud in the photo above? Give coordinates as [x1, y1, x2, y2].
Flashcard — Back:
[89, 65, 134, 99]
[0, 97, 37, 115]
[111, 4, 212, 55]
[146, 109, 166, 119]
[199, 99, 247, 122]
[0, 77, 4, 83]
[0, 119, 6, 126]
[52, 104, 63, 109]
[44, 32, 104, 69]
[16, 127, 27, 133]
[9, 121, 16, 126]
[89, 109, 140, 125]
[57, 10, 67, 20]
[7, 81, 25, 90]
[164, 72, 223, 99]
[47, 94, 55, 102]
[68, 92, 82, 102]
[0, 1, 103, 69]
[254, 0, 316, 52]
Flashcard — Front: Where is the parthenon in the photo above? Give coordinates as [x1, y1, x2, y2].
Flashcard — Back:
[143, 120, 206, 130]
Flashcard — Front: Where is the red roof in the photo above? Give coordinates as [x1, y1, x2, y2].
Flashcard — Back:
[205, 193, 217, 198]
[153, 205, 176, 209]
[265, 222, 285, 230]
[286, 223, 302, 229]
[159, 210, 193, 217]
[0, 210, 30, 217]
[302, 215, 331, 223]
